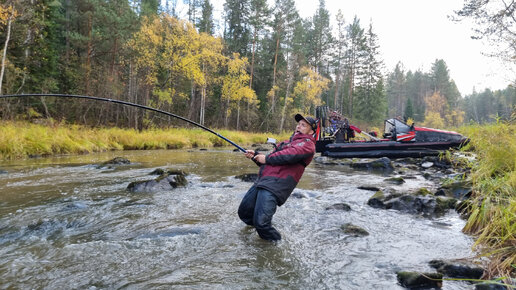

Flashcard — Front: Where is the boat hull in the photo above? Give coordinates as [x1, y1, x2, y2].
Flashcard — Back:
[318, 139, 469, 158]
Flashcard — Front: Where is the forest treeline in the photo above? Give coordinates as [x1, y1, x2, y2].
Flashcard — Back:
[0, 0, 514, 132]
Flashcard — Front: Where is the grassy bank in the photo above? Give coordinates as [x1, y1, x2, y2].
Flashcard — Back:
[0, 121, 292, 160]
[457, 122, 515, 280]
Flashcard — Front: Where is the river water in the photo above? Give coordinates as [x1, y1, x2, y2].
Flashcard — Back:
[0, 149, 476, 289]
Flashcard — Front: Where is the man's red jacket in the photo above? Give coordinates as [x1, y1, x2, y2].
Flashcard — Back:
[255, 132, 315, 206]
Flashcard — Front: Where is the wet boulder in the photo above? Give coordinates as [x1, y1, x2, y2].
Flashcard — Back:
[475, 281, 514, 290]
[235, 173, 258, 182]
[396, 271, 443, 289]
[429, 259, 484, 279]
[367, 190, 390, 209]
[367, 190, 458, 218]
[313, 156, 351, 165]
[97, 157, 131, 169]
[357, 185, 381, 192]
[326, 203, 351, 211]
[385, 195, 440, 216]
[350, 157, 394, 173]
[291, 189, 321, 199]
[421, 161, 434, 169]
[422, 156, 452, 170]
[384, 177, 405, 185]
[150, 168, 187, 176]
[437, 180, 472, 200]
[386, 196, 456, 217]
[127, 171, 187, 193]
[341, 223, 369, 237]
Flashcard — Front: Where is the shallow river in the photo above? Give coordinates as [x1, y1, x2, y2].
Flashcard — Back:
[0, 149, 476, 289]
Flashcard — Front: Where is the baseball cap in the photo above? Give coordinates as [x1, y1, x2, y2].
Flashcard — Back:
[294, 114, 317, 132]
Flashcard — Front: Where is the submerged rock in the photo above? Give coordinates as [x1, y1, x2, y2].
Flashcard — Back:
[326, 203, 351, 211]
[384, 177, 405, 185]
[97, 157, 130, 169]
[341, 223, 369, 237]
[150, 168, 187, 176]
[438, 180, 472, 200]
[291, 189, 321, 199]
[396, 271, 443, 289]
[357, 185, 381, 192]
[235, 173, 258, 182]
[350, 157, 394, 173]
[135, 228, 201, 239]
[127, 171, 187, 193]
[475, 282, 513, 290]
[313, 156, 351, 165]
[367, 191, 389, 208]
[429, 259, 484, 279]
[367, 190, 457, 218]
[0, 169, 7, 174]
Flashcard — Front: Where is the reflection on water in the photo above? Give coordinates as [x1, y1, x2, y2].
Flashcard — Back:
[0, 149, 474, 289]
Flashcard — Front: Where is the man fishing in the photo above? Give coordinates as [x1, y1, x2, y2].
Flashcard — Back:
[238, 114, 317, 241]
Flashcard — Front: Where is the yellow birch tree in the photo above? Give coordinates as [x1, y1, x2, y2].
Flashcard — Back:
[292, 66, 330, 115]
[222, 53, 257, 129]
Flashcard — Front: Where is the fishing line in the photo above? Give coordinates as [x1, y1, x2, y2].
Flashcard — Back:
[0, 94, 247, 152]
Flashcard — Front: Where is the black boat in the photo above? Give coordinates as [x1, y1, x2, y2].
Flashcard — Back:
[314, 107, 469, 158]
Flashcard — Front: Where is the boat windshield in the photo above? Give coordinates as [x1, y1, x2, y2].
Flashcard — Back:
[393, 119, 411, 133]
[384, 119, 395, 135]
[384, 119, 411, 136]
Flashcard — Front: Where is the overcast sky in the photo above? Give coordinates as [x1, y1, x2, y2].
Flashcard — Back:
[182, 0, 515, 95]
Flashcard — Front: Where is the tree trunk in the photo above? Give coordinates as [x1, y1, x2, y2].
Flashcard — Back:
[348, 69, 354, 118]
[236, 99, 240, 131]
[40, 97, 51, 119]
[279, 60, 294, 132]
[85, 13, 93, 95]
[250, 28, 257, 89]
[333, 72, 340, 110]
[224, 98, 230, 128]
[200, 62, 207, 125]
[0, 14, 13, 95]
[200, 85, 206, 125]
[65, 0, 71, 62]
[188, 82, 197, 121]
[271, 32, 281, 113]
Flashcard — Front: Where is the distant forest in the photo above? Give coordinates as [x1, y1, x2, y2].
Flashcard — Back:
[0, 0, 514, 131]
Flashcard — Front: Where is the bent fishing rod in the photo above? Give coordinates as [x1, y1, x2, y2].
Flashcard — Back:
[0, 93, 247, 153]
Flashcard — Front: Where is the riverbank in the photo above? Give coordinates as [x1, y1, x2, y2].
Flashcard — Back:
[1, 119, 514, 281]
[457, 122, 515, 280]
[0, 120, 291, 160]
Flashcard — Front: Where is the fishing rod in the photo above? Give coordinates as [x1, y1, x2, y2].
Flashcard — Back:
[0, 93, 247, 153]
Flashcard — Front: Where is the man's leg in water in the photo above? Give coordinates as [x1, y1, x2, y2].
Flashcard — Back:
[238, 185, 259, 226]
[253, 188, 281, 241]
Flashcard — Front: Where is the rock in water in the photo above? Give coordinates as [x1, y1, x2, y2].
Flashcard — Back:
[350, 157, 394, 173]
[429, 259, 484, 279]
[127, 171, 187, 193]
[97, 157, 131, 169]
[396, 271, 443, 289]
[326, 203, 352, 211]
[341, 223, 369, 237]
[235, 173, 258, 182]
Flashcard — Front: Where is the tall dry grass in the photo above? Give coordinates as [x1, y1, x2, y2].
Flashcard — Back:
[0, 121, 291, 159]
[457, 121, 516, 280]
